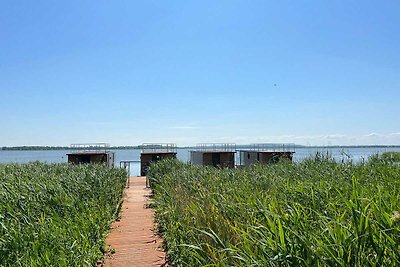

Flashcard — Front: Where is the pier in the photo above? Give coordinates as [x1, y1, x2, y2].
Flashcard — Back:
[104, 176, 167, 267]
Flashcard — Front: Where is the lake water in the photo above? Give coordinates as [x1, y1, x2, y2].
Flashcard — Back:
[1, 147, 399, 176]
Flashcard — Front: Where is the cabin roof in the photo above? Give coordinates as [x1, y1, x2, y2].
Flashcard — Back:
[190, 150, 236, 154]
[140, 151, 177, 155]
[67, 152, 112, 156]
[236, 150, 295, 153]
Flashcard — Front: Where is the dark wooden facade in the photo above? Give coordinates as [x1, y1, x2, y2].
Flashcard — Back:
[140, 152, 177, 176]
[67, 152, 115, 167]
[190, 151, 236, 168]
[239, 151, 294, 166]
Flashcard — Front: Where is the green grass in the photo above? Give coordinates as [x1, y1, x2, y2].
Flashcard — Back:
[149, 155, 400, 266]
[0, 162, 127, 267]
[380, 152, 400, 162]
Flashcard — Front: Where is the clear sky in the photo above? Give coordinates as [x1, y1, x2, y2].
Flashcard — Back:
[1, 0, 399, 146]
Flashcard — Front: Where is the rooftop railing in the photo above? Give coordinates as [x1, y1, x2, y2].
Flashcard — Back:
[70, 143, 111, 153]
[193, 143, 236, 152]
[141, 143, 177, 153]
[245, 143, 296, 152]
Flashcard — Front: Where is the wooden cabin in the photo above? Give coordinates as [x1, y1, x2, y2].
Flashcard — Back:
[140, 143, 177, 176]
[190, 143, 236, 168]
[67, 143, 115, 167]
[238, 143, 295, 166]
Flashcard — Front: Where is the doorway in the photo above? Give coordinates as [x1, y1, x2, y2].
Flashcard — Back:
[211, 153, 221, 167]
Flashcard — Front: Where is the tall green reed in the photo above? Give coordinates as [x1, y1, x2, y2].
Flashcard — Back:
[149, 155, 400, 266]
[0, 162, 126, 267]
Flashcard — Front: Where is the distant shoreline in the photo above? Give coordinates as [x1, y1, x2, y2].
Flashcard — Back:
[2, 145, 400, 151]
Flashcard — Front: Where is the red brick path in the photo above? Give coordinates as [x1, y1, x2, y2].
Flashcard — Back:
[104, 176, 167, 267]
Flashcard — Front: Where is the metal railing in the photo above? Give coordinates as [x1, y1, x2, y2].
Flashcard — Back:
[119, 160, 140, 188]
[70, 143, 110, 153]
[246, 143, 296, 152]
[140, 143, 177, 153]
[194, 143, 236, 152]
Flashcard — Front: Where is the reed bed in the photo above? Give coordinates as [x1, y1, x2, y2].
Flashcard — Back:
[149, 155, 400, 266]
[375, 151, 400, 163]
[0, 162, 127, 266]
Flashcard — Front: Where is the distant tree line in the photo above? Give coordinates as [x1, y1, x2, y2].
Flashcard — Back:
[1, 146, 70, 151]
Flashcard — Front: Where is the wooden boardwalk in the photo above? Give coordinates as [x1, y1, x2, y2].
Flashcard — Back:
[103, 176, 167, 267]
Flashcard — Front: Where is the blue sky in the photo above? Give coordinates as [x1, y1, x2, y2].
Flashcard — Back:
[1, 0, 399, 146]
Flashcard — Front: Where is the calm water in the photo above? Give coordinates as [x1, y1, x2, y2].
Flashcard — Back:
[1, 147, 399, 176]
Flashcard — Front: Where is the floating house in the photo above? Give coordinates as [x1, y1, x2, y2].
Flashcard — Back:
[140, 143, 177, 176]
[67, 143, 115, 167]
[190, 143, 236, 168]
[237, 143, 295, 166]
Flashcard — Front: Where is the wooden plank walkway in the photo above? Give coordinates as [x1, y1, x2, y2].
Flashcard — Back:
[103, 176, 167, 267]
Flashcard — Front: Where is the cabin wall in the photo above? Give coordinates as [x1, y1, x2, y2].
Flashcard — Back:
[90, 154, 107, 163]
[67, 153, 114, 167]
[239, 151, 294, 166]
[220, 152, 235, 168]
[242, 151, 259, 166]
[140, 153, 177, 176]
[202, 153, 213, 166]
[67, 154, 85, 164]
[202, 152, 235, 168]
[160, 153, 176, 160]
[108, 152, 115, 167]
[190, 151, 203, 166]
[259, 152, 294, 163]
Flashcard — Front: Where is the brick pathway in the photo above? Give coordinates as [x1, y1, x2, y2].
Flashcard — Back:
[103, 176, 167, 267]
